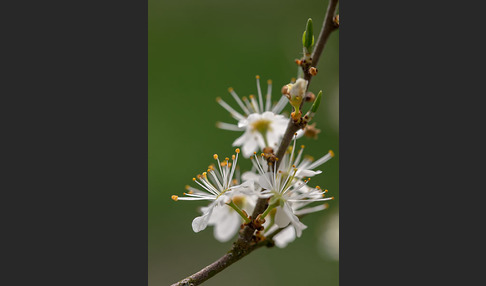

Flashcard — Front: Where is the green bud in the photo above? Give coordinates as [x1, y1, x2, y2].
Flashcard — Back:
[311, 90, 322, 113]
[302, 18, 314, 51]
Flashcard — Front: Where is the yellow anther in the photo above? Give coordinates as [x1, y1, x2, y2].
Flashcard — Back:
[192, 177, 196, 181]
[325, 189, 328, 193]
[256, 75, 260, 79]
[171, 195, 178, 201]
[253, 152, 257, 155]
[235, 148, 240, 153]
[228, 87, 234, 92]
[197, 174, 202, 179]
[242, 96, 248, 100]
[232, 155, 235, 160]
[294, 132, 298, 136]
[213, 154, 218, 160]
[275, 158, 279, 161]
[261, 153, 265, 157]
[316, 186, 321, 190]
[267, 79, 272, 84]
[188, 190, 194, 194]
[228, 162, 232, 168]
[216, 97, 222, 102]
[185, 185, 190, 190]
[225, 157, 229, 161]
[292, 164, 296, 168]
[329, 150, 335, 157]
[221, 161, 227, 167]
[304, 155, 315, 161]
[202, 172, 207, 177]
[301, 145, 305, 149]
[249, 95, 254, 99]
[331, 197, 335, 200]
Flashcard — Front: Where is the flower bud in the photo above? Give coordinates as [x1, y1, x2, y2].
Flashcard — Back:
[302, 18, 314, 53]
[305, 92, 315, 102]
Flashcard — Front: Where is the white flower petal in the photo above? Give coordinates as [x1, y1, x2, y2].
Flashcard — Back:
[282, 202, 307, 237]
[273, 226, 296, 248]
[214, 211, 240, 242]
[258, 172, 274, 191]
[192, 204, 215, 233]
[274, 206, 291, 228]
[297, 170, 322, 177]
[233, 131, 251, 147]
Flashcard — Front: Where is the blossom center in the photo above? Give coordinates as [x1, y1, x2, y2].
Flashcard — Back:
[251, 119, 272, 134]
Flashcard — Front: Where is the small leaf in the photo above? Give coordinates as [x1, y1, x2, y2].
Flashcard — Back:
[303, 18, 314, 50]
[311, 90, 322, 113]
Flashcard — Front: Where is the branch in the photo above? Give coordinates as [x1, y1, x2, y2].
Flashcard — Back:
[170, 239, 272, 286]
[171, 2, 339, 285]
[170, 221, 297, 286]
[304, 0, 339, 85]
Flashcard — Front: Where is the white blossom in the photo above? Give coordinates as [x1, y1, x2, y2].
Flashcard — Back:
[250, 140, 334, 238]
[171, 149, 254, 233]
[216, 76, 290, 157]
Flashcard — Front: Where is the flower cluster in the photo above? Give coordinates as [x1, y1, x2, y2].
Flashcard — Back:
[172, 76, 334, 246]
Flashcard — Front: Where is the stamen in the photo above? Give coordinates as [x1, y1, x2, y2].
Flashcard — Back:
[216, 97, 246, 121]
[249, 95, 260, 113]
[171, 195, 178, 201]
[213, 154, 218, 160]
[265, 79, 272, 111]
[256, 75, 264, 112]
[242, 96, 254, 113]
[216, 122, 242, 131]
[235, 148, 240, 153]
[272, 95, 288, 114]
[228, 87, 251, 115]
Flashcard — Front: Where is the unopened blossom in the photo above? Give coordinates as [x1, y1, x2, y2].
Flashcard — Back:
[282, 78, 308, 120]
[171, 149, 254, 233]
[216, 76, 290, 157]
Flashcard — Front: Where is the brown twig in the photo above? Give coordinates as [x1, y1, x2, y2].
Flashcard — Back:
[171, 1, 339, 285]
[304, 0, 339, 85]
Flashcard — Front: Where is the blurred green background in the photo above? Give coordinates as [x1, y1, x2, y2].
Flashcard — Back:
[149, 0, 339, 285]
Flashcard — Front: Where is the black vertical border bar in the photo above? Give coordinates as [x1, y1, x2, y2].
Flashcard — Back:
[341, 0, 486, 285]
[1, 1, 148, 285]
